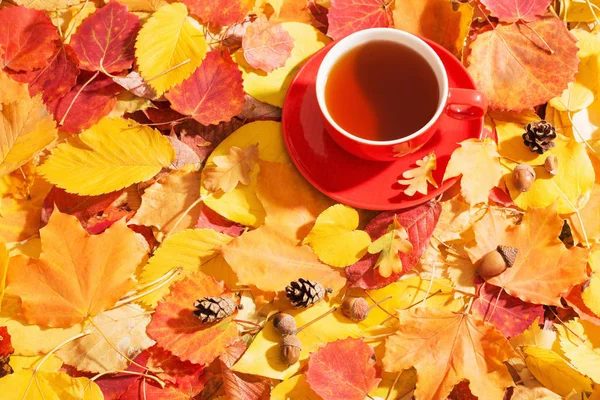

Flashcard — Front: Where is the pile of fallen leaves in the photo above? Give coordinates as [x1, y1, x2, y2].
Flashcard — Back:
[0, 0, 599, 398]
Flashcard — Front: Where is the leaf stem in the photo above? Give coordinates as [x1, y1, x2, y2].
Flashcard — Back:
[363, 291, 398, 320]
[550, 180, 590, 248]
[113, 267, 183, 308]
[385, 371, 403, 400]
[294, 307, 338, 334]
[59, 70, 100, 127]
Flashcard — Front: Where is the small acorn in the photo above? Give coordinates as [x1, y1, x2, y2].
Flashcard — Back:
[341, 297, 370, 322]
[280, 335, 302, 365]
[478, 245, 518, 279]
[512, 164, 536, 192]
[544, 155, 558, 176]
[273, 313, 296, 336]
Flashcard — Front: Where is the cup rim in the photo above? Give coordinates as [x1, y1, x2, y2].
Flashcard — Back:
[315, 28, 449, 147]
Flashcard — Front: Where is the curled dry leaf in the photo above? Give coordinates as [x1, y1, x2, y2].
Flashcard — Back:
[242, 15, 294, 73]
[202, 143, 259, 193]
[398, 152, 438, 196]
[367, 216, 413, 278]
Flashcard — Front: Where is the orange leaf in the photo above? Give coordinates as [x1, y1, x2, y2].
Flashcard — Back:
[327, 0, 392, 40]
[383, 308, 517, 400]
[166, 51, 245, 126]
[221, 360, 271, 400]
[179, 0, 251, 26]
[467, 16, 578, 111]
[146, 271, 239, 365]
[70, 2, 139, 73]
[203, 144, 259, 193]
[466, 207, 589, 305]
[5, 210, 147, 327]
[242, 15, 294, 73]
[306, 338, 380, 400]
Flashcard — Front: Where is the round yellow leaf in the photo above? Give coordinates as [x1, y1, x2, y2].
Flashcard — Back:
[234, 22, 331, 107]
[302, 204, 371, 267]
[505, 136, 595, 214]
[0, 371, 103, 400]
[201, 121, 290, 227]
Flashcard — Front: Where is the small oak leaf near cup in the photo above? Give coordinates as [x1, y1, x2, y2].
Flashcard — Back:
[398, 152, 438, 196]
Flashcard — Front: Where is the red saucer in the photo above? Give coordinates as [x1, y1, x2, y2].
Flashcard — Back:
[282, 39, 489, 210]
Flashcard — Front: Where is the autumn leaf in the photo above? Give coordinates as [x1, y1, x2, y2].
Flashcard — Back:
[203, 144, 259, 193]
[221, 359, 271, 400]
[242, 15, 294, 72]
[271, 375, 320, 399]
[466, 207, 589, 305]
[327, 0, 392, 40]
[393, 0, 474, 57]
[442, 139, 502, 206]
[346, 201, 441, 290]
[509, 318, 557, 353]
[111, 0, 168, 12]
[398, 152, 438, 196]
[0, 69, 28, 104]
[472, 277, 545, 338]
[0, 6, 58, 72]
[556, 318, 600, 383]
[367, 216, 413, 278]
[582, 246, 600, 317]
[383, 308, 517, 400]
[467, 16, 579, 111]
[480, 0, 551, 22]
[146, 271, 239, 365]
[0, 371, 103, 400]
[0, 95, 57, 178]
[568, 154, 600, 245]
[522, 346, 593, 396]
[165, 51, 245, 126]
[70, 2, 139, 74]
[5, 210, 148, 327]
[56, 304, 154, 373]
[181, 0, 251, 26]
[302, 204, 371, 268]
[39, 117, 175, 196]
[306, 338, 380, 400]
[135, 3, 208, 95]
[0, 243, 7, 311]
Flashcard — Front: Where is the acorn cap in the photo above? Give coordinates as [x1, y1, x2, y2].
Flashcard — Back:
[496, 245, 518, 268]
[273, 313, 296, 336]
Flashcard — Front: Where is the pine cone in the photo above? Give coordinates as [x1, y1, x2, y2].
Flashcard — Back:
[285, 279, 331, 308]
[522, 120, 557, 154]
[193, 296, 237, 324]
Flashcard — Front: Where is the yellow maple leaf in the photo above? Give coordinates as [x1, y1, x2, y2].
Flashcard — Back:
[203, 144, 259, 193]
[523, 346, 593, 396]
[137, 228, 235, 307]
[556, 318, 600, 384]
[368, 217, 413, 278]
[39, 117, 175, 196]
[5, 210, 148, 328]
[0, 95, 57, 178]
[130, 167, 202, 236]
[582, 246, 600, 316]
[443, 138, 503, 206]
[135, 3, 207, 95]
[383, 308, 517, 400]
[0, 370, 103, 399]
[302, 204, 371, 268]
[398, 152, 438, 196]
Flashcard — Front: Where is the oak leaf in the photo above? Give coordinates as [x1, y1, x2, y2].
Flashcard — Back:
[383, 308, 517, 400]
[0, 6, 58, 72]
[203, 144, 259, 193]
[0, 95, 57, 178]
[467, 16, 579, 111]
[556, 318, 600, 383]
[327, 0, 392, 40]
[70, 2, 139, 74]
[302, 204, 371, 268]
[165, 51, 245, 126]
[393, 0, 474, 57]
[346, 201, 441, 290]
[480, 0, 551, 22]
[242, 15, 294, 72]
[306, 338, 380, 400]
[442, 139, 502, 206]
[523, 346, 593, 396]
[466, 206, 589, 305]
[398, 152, 438, 196]
[130, 168, 202, 236]
[5, 210, 148, 327]
[56, 304, 154, 373]
[472, 277, 545, 338]
[146, 271, 239, 365]
[135, 3, 208, 95]
[367, 217, 413, 278]
[39, 117, 175, 196]
[180, 0, 251, 26]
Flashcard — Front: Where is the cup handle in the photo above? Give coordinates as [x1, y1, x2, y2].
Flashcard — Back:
[445, 88, 488, 120]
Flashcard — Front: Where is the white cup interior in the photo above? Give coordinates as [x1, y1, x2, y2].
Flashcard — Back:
[315, 28, 449, 146]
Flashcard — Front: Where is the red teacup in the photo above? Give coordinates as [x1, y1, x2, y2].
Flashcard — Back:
[315, 28, 487, 161]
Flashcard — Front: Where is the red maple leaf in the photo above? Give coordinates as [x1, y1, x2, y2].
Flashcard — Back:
[346, 201, 441, 289]
[0, 6, 59, 72]
[327, 0, 393, 40]
[71, 2, 139, 74]
[306, 338, 380, 400]
[166, 51, 245, 126]
[480, 0, 552, 22]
